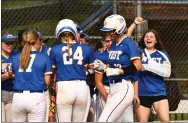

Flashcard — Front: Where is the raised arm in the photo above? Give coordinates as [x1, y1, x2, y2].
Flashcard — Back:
[127, 17, 145, 38]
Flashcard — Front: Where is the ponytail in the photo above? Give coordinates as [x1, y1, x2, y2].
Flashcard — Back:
[20, 42, 32, 70]
[19, 29, 39, 70]
[60, 31, 74, 57]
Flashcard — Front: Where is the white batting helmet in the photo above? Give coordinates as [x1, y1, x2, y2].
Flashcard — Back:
[100, 14, 127, 35]
[55, 19, 77, 39]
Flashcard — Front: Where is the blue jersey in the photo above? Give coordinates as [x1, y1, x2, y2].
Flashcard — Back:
[138, 48, 170, 96]
[95, 50, 109, 86]
[1, 51, 17, 90]
[40, 45, 51, 56]
[50, 42, 94, 81]
[12, 51, 52, 91]
[107, 37, 140, 82]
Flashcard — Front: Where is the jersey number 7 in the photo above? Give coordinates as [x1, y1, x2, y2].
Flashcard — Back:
[19, 54, 36, 72]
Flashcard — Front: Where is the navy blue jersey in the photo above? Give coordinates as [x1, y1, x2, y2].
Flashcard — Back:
[12, 51, 52, 91]
[95, 50, 109, 86]
[107, 37, 140, 82]
[50, 42, 94, 81]
[138, 48, 170, 96]
[1, 51, 17, 90]
[40, 45, 51, 56]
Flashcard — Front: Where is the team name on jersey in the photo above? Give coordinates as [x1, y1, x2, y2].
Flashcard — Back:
[142, 53, 162, 63]
[109, 51, 122, 60]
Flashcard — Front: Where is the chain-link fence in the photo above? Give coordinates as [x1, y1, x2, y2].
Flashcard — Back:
[2, 0, 188, 121]
[118, 0, 188, 121]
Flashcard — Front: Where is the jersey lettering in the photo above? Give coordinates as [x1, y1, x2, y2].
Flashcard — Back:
[19, 54, 36, 72]
[109, 51, 122, 60]
[62, 46, 83, 65]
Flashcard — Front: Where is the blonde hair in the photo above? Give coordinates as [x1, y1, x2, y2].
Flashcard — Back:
[19, 29, 39, 70]
[59, 31, 74, 56]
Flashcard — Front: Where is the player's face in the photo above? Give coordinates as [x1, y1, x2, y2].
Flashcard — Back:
[76, 31, 81, 42]
[105, 36, 112, 50]
[2, 42, 14, 54]
[104, 30, 116, 41]
[80, 37, 86, 44]
[144, 32, 157, 50]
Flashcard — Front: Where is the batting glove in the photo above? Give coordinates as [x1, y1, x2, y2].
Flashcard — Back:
[86, 69, 94, 76]
[105, 68, 120, 77]
[93, 59, 106, 71]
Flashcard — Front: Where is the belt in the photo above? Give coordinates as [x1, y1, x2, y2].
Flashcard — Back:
[2, 89, 14, 92]
[14, 90, 47, 93]
[109, 79, 122, 84]
[109, 79, 131, 84]
[103, 82, 110, 86]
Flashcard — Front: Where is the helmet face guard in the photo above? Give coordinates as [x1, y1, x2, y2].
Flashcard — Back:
[55, 19, 77, 39]
[100, 14, 127, 35]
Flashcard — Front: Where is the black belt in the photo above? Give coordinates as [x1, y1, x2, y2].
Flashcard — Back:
[2, 89, 14, 92]
[14, 89, 47, 93]
[109, 79, 122, 84]
[103, 82, 110, 86]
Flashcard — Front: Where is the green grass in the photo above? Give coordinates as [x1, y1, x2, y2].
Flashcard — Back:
[3, 19, 59, 36]
[2, 0, 57, 9]
[2, 1, 29, 9]
[3, 18, 59, 48]
[154, 113, 188, 121]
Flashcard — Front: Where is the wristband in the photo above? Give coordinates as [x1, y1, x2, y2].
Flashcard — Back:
[134, 21, 137, 25]
[122, 63, 137, 74]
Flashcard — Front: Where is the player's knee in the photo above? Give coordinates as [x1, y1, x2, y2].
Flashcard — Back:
[159, 116, 169, 122]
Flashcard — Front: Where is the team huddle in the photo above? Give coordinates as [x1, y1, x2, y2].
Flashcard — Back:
[1, 14, 171, 122]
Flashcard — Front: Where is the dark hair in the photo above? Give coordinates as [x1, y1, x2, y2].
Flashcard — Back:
[138, 29, 165, 51]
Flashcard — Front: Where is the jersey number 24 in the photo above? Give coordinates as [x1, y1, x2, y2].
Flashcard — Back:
[62, 46, 83, 65]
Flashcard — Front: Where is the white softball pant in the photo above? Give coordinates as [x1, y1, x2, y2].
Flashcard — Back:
[1, 90, 13, 122]
[11, 91, 46, 122]
[98, 79, 134, 122]
[56, 80, 91, 122]
[97, 85, 134, 122]
[44, 89, 50, 122]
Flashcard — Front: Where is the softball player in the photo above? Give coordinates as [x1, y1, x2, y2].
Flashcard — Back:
[94, 36, 139, 122]
[11, 29, 52, 122]
[1, 32, 17, 122]
[50, 19, 94, 122]
[95, 14, 142, 122]
[136, 30, 171, 122]
[18, 28, 51, 122]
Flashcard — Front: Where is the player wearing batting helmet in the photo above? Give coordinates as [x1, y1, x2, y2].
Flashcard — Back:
[50, 19, 94, 122]
[94, 14, 142, 122]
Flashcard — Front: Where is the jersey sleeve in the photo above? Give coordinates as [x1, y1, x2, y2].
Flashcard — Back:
[44, 56, 53, 75]
[87, 46, 95, 64]
[49, 48, 56, 67]
[158, 50, 171, 64]
[127, 39, 141, 60]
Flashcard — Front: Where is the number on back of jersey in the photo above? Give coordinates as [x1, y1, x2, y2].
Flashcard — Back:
[62, 46, 83, 65]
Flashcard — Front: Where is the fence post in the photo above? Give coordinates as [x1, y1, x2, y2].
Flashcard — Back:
[113, 0, 117, 14]
[135, 0, 143, 42]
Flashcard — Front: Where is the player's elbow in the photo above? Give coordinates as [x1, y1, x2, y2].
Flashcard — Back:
[163, 64, 171, 77]
[164, 68, 171, 77]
